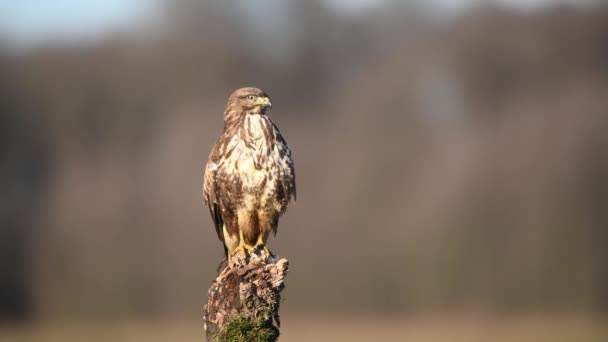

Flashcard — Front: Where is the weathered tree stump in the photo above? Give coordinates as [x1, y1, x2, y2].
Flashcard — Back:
[204, 250, 289, 342]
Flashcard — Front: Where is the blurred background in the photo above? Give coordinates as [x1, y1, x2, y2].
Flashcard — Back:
[1, 0, 607, 341]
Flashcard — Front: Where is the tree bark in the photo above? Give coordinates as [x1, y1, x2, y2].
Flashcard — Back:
[204, 250, 289, 342]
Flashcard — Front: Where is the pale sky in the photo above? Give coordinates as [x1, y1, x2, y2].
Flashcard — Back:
[0, 0, 599, 46]
[0, 0, 154, 45]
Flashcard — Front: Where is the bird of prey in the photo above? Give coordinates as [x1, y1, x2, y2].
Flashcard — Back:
[203, 87, 296, 261]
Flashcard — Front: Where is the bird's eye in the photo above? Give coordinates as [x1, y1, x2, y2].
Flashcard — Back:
[247, 95, 256, 101]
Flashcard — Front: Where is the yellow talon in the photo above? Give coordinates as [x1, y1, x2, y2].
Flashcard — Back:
[254, 235, 273, 257]
[231, 230, 255, 258]
[231, 241, 255, 258]
[261, 245, 273, 256]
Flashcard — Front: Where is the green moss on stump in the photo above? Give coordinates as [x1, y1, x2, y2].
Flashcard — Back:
[215, 316, 278, 342]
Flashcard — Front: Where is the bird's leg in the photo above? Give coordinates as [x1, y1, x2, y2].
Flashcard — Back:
[231, 230, 255, 258]
[254, 234, 273, 257]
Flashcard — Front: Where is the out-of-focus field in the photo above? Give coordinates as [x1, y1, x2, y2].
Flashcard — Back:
[1, 315, 606, 342]
[2, 0, 608, 335]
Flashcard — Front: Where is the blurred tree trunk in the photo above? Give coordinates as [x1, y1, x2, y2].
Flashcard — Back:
[584, 129, 608, 313]
[0, 61, 49, 320]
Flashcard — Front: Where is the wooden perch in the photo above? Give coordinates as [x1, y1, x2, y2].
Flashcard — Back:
[204, 250, 289, 342]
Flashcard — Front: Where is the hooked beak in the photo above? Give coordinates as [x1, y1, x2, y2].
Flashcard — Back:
[256, 96, 272, 108]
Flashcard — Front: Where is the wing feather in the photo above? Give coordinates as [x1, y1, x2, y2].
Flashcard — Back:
[203, 139, 228, 257]
[276, 129, 297, 203]
[269, 125, 296, 237]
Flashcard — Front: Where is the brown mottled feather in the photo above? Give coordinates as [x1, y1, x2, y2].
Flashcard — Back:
[203, 87, 296, 259]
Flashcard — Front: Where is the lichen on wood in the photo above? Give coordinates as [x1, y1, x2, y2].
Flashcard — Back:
[204, 250, 289, 342]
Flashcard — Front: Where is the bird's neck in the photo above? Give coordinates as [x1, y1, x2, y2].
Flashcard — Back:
[223, 110, 270, 133]
[223, 108, 243, 131]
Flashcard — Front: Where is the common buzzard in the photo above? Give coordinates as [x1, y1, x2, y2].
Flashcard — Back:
[203, 87, 296, 261]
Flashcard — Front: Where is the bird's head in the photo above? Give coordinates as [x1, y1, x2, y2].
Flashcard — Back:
[227, 87, 272, 115]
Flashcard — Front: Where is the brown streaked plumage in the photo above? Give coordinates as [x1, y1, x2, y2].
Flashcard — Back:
[203, 87, 296, 261]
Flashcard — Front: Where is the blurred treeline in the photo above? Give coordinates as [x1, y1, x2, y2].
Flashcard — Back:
[1, 1, 607, 320]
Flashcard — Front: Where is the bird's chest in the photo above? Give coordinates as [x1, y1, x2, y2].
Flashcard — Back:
[226, 117, 282, 194]
[235, 152, 276, 190]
